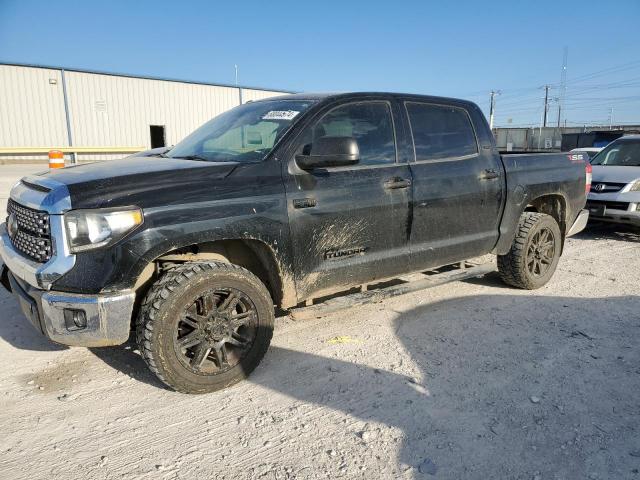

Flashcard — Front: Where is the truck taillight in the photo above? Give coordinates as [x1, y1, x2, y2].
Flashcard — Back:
[585, 162, 592, 193]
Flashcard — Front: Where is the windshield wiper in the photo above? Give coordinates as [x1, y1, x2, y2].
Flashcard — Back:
[170, 154, 211, 161]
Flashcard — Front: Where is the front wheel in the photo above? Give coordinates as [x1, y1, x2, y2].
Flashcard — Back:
[497, 212, 562, 290]
[136, 262, 274, 394]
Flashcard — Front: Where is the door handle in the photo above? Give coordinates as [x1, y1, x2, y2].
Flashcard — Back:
[384, 177, 412, 189]
[479, 169, 499, 180]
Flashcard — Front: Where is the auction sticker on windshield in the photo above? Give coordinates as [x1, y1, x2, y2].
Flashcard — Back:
[262, 110, 300, 121]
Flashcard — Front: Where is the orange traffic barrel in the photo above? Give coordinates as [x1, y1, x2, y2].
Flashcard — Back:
[48, 150, 65, 169]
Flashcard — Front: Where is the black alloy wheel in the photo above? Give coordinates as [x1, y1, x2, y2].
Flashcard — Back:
[525, 227, 556, 278]
[174, 287, 258, 375]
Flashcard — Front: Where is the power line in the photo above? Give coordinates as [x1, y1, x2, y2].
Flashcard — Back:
[463, 59, 640, 126]
[565, 59, 640, 85]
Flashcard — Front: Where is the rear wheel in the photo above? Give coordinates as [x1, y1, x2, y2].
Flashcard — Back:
[498, 212, 562, 289]
[136, 262, 274, 394]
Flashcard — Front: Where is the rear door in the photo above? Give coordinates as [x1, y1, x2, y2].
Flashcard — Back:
[403, 101, 503, 269]
[283, 99, 412, 301]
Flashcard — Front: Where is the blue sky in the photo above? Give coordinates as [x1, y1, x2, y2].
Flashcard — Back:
[1, 0, 639, 127]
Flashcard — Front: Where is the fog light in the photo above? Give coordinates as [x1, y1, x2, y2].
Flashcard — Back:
[64, 309, 87, 331]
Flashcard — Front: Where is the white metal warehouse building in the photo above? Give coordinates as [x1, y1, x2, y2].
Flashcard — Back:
[0, 63, 289, 163]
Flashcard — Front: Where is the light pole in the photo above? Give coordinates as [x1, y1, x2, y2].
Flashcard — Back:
[489, 90, 500, 129]
[609, 107, 614, 130]
[542, 85, 550, 127]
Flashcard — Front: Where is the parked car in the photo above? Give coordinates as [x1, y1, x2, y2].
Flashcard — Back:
[1, 92, 590, 393]
[586, 135, 640, 226]
[570, 147, 603, 162]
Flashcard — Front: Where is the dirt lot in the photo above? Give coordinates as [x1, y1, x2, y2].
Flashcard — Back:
[0, 170, 639, 479]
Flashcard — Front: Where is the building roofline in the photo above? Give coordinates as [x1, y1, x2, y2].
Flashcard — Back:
[0, 61, 296, 94]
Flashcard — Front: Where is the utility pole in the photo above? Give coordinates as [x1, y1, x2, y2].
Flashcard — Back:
[489, 90, 500, 129]
[558, 47, 568, 129]
[542, 85, 550, 127]
[609, 107, 614, 130]
[235, 65, 243, 105]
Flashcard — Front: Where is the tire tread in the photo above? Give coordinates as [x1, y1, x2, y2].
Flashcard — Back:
[135, 261, 273, 393]
[498, 212, 558, 290]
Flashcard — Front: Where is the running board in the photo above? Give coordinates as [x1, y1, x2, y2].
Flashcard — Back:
[289, 259, 497, 320]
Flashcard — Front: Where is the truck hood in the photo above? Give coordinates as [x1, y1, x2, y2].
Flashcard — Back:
[29, 156, 238, 210]
[591, 165, 640, 184]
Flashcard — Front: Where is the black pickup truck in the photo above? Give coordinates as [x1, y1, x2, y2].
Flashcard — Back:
[0, 93, 590, 393]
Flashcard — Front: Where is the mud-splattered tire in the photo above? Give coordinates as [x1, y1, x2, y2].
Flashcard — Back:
[498, 212, 562, 290]
[136, 262, 274, 394]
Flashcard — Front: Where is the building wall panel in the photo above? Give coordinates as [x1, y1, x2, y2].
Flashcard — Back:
[0, 64, 290, 162]
[0, 65, 68, 149]
[65, 71, 243, 160]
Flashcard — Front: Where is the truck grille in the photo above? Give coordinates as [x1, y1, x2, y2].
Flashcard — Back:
[590, 182, 627, 193]
[6, 199, 53, 263]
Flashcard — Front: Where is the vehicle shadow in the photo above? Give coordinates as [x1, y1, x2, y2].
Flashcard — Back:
[576, 221, 640, 242]
[89, 340, 170, 390]
[460, 270, 511, 289]
[68, 291, 640, 477]
[0, 284, 67, 351]
[247, 293, 640, 478]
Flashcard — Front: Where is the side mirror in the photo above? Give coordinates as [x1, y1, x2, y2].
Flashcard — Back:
[295, 136, 360, 169]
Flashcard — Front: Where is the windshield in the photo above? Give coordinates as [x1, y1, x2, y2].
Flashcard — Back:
[591, 140, 640, 166]
[167, 99, 315, 162]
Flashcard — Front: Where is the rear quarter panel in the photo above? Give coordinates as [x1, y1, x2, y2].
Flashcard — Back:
[495, 153, 587, 254]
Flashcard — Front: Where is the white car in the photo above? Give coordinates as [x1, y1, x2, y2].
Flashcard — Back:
[586, 136, 640, 226]
[570, 147, 603, 162]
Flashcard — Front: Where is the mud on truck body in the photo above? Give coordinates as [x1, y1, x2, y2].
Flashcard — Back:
[1, 92, 590, 393]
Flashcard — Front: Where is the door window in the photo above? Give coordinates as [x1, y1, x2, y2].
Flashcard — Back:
[310, 102, 396, 166]
[405, 103, 478, 161]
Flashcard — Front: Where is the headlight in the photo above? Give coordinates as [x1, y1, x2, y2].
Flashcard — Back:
[629, 180, 640, 191]
[64, 207, 143, 252]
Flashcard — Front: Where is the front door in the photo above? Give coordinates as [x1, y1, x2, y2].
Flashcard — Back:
[283, 100, 412, 301]
[403, 101, 503, 269]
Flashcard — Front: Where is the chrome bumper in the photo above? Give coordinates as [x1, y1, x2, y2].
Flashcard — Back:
[566, 209, 589, 237]
[5, 269, 135, 347]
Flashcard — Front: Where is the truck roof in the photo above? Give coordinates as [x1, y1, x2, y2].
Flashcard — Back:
[257, 92, 479, 109]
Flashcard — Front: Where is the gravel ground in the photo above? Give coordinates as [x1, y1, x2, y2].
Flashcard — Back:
[0, 167, 638, 479]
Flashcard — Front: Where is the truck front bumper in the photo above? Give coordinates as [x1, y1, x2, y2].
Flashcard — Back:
[1, 220, 135, 347]
[0, 179, 135, 347]
[2, 266, 135, 347]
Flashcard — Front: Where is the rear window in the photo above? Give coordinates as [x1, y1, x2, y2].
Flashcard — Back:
[405, 103, 478, 161]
